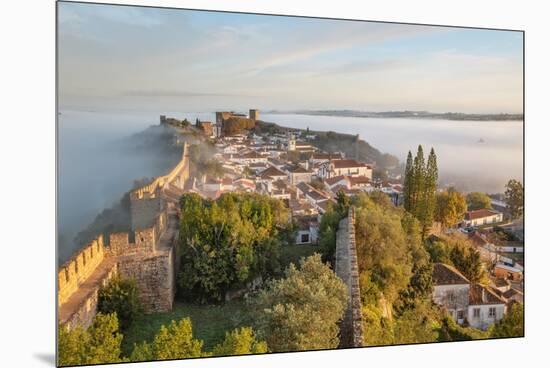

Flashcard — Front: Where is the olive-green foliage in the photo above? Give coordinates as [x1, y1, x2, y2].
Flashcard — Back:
[449, 241, 484, 283]
[318, 205, 340, 262]
[130, 318, 203, 362]
[395, 212, 434, 314]
[353, 193, 412, 305]
[318, 194, 350, 262]
[362, 300, 439, 346]
[435, 188, 468, 228]
[426, 235, 484, 283]
[254, 254, 348, 352]
[392, 301, 440, 344]
[466, 192, 493, 210]
[58, 313, 124, 366]
[211, 327, 268, 356]
[490, 303, 524, 338]
[350, 192, 441, 346]
[437, 314, 489, 341]
[425, 239, 452, 264]
[361, 304, 394, 346]
[504, 179, 524, 219]
[98, 276, 142, 331]
[178, 192, 291, 302]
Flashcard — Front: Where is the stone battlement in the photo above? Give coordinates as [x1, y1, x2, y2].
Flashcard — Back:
[129, 141, 189, 230]
[58, 206, 169, 312]
[335, 206, 364, 348]
[59, 133, 190, 329]
[130, 142, 190, 201]
[58, 235, 106, 307]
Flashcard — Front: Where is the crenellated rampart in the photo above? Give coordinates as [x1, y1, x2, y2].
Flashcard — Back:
[58, 136, 189, 330]
[58, 235, 106, 307]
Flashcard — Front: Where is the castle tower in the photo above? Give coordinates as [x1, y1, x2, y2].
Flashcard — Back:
[249, 109, 259, 121]
[288, 132, 296, 151]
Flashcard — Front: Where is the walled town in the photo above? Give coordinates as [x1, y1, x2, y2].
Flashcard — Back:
[58, 109, 524, 364]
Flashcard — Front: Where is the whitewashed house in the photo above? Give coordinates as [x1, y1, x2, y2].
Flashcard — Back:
[467, 283, 506, 330]
[463, 209, 503, 227]
[432, 263, 471, 324]
[318, 159, 373, 179]
[288, 166, 313, 185]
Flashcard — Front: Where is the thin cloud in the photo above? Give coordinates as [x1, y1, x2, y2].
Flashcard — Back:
[120, 89, 259, 98]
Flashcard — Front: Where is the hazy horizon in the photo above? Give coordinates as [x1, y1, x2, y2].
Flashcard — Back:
[58, 2, 523, 115]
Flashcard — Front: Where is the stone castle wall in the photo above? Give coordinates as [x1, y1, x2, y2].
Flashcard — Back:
[59, 135, 189, 329]
[335, 206, 364, 348]
[61, 262, 118, 330]
[58, 235, 106, 306]
[130, 192, 163, 230]
[116, 245, 177, 312]
[129, 142, 189, 230]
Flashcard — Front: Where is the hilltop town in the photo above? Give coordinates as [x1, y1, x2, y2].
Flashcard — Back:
[57, 108, 524, 365]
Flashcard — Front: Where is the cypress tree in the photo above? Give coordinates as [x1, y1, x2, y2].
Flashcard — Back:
[403, 151, 413, 212]
[421, 148, 438, 237]
[403, 146, 438, 239]
[412, 145, 425, 218]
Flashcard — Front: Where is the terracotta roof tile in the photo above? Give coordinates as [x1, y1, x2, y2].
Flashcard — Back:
[433, 263, 470, 285]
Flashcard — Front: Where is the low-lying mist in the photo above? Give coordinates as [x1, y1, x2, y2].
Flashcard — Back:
[57, 110, 181, 263]
[262, 113, 523, 193]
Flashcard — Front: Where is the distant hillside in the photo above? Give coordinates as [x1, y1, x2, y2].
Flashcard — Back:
[254, 120, 399, 170]
[269, 110, 523, 121]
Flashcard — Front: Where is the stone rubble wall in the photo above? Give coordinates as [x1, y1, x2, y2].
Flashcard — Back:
[335, 206, 364, 348]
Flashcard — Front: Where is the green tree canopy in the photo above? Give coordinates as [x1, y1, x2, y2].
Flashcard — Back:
[466, 192, 493, 210]
[58, 313, 124, 366]
[490, 303, 524, 338]
[318, 201, 345, 263]
[403, 146, 438, 238]
[98, 276, 142, 331]
[435, 188, 467, 228]
[130, 318, 203, 362]
[505, 179, 524, 219]
[426, 235, 484, 284]
[177, 193, 291, 302]
[211, 327, 267, 356]
[353, 193, 412, 305]
[254, 254, 348, 352]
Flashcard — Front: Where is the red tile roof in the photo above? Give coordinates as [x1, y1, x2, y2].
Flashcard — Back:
[260, 166, 287, 179]
[332, 159, 368, 169]
[349, 176, 371, 185]
[325, 175, 348, 186]
[465, 209, 501, 220]
[469, 283, 505, 305]
[433, 263, 470, 285]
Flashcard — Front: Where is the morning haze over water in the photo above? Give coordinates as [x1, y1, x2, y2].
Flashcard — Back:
[59, 109, 523, 263]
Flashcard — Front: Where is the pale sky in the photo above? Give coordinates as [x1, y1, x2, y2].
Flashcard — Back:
[58, 2, 523, 114]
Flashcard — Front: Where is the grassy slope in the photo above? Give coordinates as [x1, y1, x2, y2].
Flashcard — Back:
[279, 244, 320, 270]
[122, 300, 254, 355]
[122, 244, 320, 356]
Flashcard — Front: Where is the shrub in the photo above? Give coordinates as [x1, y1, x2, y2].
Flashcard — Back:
[98, 276, 142, 330]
